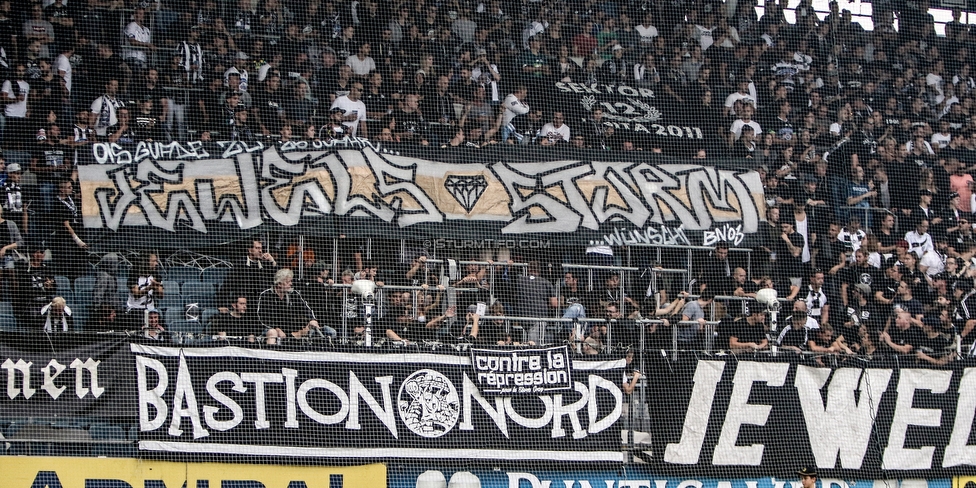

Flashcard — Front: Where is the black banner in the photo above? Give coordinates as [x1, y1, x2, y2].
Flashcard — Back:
[131, 343, 624, 461]
[470, 346, 573, 395]
[0, 333, 135, 419]
[553, 81, 721, 151]
[640, 355, 976, 477]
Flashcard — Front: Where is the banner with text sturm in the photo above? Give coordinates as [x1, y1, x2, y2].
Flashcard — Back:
[77, 140, 764, 248]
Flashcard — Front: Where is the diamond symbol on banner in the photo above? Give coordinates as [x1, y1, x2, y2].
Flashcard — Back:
[444, 175, 487, 213]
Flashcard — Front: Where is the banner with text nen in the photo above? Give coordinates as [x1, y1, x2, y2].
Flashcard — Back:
[0, 334, 134, 419]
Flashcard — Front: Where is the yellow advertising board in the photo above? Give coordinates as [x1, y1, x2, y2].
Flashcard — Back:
[1, 456, 386, 488]
[954, 477, 976, 488]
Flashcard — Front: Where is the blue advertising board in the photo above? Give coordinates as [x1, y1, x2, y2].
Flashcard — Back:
[388, 469, 951, 488]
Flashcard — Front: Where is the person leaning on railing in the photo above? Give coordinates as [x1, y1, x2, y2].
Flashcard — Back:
[719, 299, 768, 352]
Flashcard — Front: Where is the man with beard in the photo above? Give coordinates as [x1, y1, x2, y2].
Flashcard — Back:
[258, 268, 334, 345]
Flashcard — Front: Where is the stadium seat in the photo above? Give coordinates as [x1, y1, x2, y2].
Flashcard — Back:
[117, 274, 130, 294]
[6, 420, 44, 456]
[201, 308, 221, 329]
[71, 304, 88, 331]
[164, 266, 200, 284]
[170, 319, 204, 335]
[73, 276, 96, 298]
[8, 420, 89, 456]
[164, 308, 184, 327]
[156, 281, 183, 311]
[181, 281, 216, 308]
[54, 275, 73, 300]
[200, 267, 229, 286]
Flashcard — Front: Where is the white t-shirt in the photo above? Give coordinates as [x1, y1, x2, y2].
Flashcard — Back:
[926, 72, 944, 98]
[932, 131, 952, 150]
[729, 119, 761, 140]
[905, 230, 934, 258]
[539, 122, 570, 143]
[345, 55, 376, 76]
[56, 53, 71, 92]
[124, 22, 152, 62]
[838, 228, 866, 254]
[635, 24, 658, 45]
[126, 275, 158, 311]
[330, 95, 367, 137]
[724, 91, 757, 115]
[796, 214, 810, 263]
[224, 67, 249, 92]
[919, 249, 946, 277]
[1, 80, 28, 117]
[694, 24, 714, 51]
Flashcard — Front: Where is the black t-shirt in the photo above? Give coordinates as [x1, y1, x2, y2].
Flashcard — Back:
[252, 88, 286, 134]
[0, 17, 17, 53]
[841, 264, 879, 290]
[214, 313, 260, 337]
[33, 143, 68, 183]
[892, 297, 924, 318]
[886, 326, 925, 352]
[877, 277, 899, 303]
[824, 138, 856, 177]
[725, 317, 766, 348]
[876, 229, 900, 251]
[361, 88, 392, 115]
[845, 301, 883, 331]
[774, 232, 806, 279]
[393, 109, 426, 137]
[918, 331, 953, 358]
[764, 116, 794, 143]
[51, 195, 79, 240]
[477, 318, 511, 345]
[732, 279, 760, 297]
[778, 324, 809, 350]
[834, 320, 861, 350]
[385, 319, 434, 342]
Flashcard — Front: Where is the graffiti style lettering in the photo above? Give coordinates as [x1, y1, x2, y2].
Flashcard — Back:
[279, 136, 380, 152]
[80, 147, 765, 236]
[490, 161, 590, 234]
[591, 226, 691, 247]
[92, 141, 210, 165]
[702, 224, 747, 247]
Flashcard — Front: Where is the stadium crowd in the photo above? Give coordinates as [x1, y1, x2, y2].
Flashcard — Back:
[0, 0, 972, 363]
